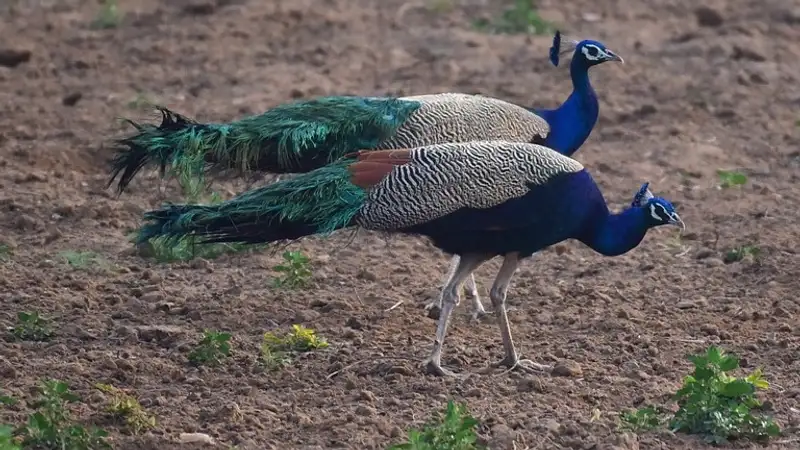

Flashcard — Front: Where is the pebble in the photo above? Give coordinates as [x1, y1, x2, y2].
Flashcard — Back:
[695, 6, 724, 27]
[552, 360, 583, 377]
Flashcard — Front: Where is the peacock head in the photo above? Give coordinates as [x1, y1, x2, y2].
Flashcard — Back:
[549, 30, 624, 68]
[631, 182, 685, 231]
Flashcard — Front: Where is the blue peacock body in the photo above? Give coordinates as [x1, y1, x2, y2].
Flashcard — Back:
[136, 140, 684, 377]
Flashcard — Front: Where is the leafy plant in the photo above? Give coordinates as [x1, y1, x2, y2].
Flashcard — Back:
[11, 311, 53, 341]
[91, 0, 122, 29]
[188, 330, 232, 367]
[95, 383, 156, 434]
[0, 424, 20, 450]
[723, 245, 761, 264]
[619, 405, 665, 431]
[260, 325, 329, 371]
[472, 0, 552, 36]
[272, 251, 313, 289]
[388, 400, 483, 450]
[619, 346, 780, 444]
[58, 251, 104, 270]
[0, 244, 12, 262]
[717, 169, 748, 189]
[16, 380, 110, 449]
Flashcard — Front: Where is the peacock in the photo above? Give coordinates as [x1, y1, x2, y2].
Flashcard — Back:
[135, 140, 685, 377]
[108, 30, 623, 319]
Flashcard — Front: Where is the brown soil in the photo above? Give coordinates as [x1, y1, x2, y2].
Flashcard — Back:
[1, 0, 799, 449]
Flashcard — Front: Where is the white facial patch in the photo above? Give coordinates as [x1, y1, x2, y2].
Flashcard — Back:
[649, 203, 670, 221]
[581, 44, 612, 61]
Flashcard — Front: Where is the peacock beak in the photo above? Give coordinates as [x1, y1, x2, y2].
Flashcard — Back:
[609, 52, 624, 64]
[669, 213, 686, 232]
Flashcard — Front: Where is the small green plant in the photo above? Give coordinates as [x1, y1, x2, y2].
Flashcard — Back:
[11, 311, 53, 341]
[188, 330, 232, 367]
[94, 383, 156, 434]
[388, 400, 483, 450]
[619, 405, 666, 432]
[717, 169, 748, 189]
[272, 251, 313, 289]
[16, 380, 110, 449]
[58, 250, 103, 270]
[0, 424, 20, 450]
[91, 0, 121, 29]
[260, 325, 329, 371]
[723, 245, 761, 264]
[0, 244, 12, 262]
[427, 0, 455, 13]
[472, 0, 553, 36]
[619, 346, 780, 444]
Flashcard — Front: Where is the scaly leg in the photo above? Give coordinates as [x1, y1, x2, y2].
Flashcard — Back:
[422, 253, 490, 377]
[489, 253, 553, 374]
[426, 256, 487, 319]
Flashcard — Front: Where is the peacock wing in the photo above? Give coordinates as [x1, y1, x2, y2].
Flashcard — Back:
[356, 140, 583, 231]
[382, 93, 551, 148]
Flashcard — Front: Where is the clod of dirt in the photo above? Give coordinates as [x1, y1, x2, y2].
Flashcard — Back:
[62, 92, 82, 107]
[135, 325, 185, 347]
[732, 45, 767, 62]
[183, 1, 216, 15]
[552, 360, 583, 377]
[14, 214, 42, 231]
[0, 48, 31, 68]
[694, 7, 724, 27]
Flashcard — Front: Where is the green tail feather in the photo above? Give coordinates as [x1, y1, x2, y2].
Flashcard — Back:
[136, 159, 366, 246]
[108, 96, 421, 194]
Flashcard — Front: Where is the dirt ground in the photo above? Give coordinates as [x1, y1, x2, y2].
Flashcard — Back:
[1, 0, 799, 449]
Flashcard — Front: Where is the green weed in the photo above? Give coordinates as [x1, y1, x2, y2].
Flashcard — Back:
[260, 325, 329, 371]
[58, 251, 104, 270]
[619, 346, 780, 444]
[272, 251, 313, 289]
[91, 0, 122, 29]
[94, 384, 156, 435]
[188, 330, 232, 367]
[472, 0, 553, 36]
[723, 245, 761, 264]
[388, 400, 483, 450]
[15, 380, 110, 449]
[716, 169, 748, 189]
[11, 311, 53, 342]
[0, 244, 12, 262]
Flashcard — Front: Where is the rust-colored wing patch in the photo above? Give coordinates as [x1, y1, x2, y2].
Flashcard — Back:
[347, 149, 414, 189]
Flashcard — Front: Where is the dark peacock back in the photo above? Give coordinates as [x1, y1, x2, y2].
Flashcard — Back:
[378, 93, 551, 150]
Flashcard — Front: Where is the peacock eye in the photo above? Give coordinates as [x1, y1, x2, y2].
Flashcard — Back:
[587, 46, 599, 57]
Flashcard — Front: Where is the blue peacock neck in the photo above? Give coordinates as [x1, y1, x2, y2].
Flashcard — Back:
[534, 58, 599, 157]
[580, 207, 651, 257]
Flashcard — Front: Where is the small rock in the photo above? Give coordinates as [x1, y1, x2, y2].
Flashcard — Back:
[183, 1, 216, 15]
[190, 258, 212, 272]
[676, 299, 697, 309]
[490, 423, 517, 446]
[179, 433, 215, 445]
[542, 418, 562, 434]
[355, 405, 375, 416]
[695, 6, 724, 27]
[135, 325, 184, 346]
[552, 360, 582, 377]
[357, 390, 376, 403]
[357, 268, 378, 281]
[517, 376, 544, 393]
[345, 316, 363, 330]
[695, 248, 714, 259]
[732, 45, 767, 62]
[0, 48, 31, 68]
[62, 92, 82, 106]
[294, 309, 321, 323]
[14, 214, 42, 231]
[140, 292, 164, 303]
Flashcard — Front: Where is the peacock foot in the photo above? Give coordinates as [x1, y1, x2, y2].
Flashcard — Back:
[491, 356, 553, 374]
[421, 357, 465, 378]
[470, 308, 489, 322]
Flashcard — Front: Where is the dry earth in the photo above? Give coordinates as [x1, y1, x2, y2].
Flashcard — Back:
[1, 0, 799, 449]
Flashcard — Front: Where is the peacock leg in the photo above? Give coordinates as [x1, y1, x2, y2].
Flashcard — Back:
[489, 253, 553, 374]
[425, 255, 458, 311]
[464, 273, 487, 321]
[425, 256, 488, 320]
[422, 253, 490, 377]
